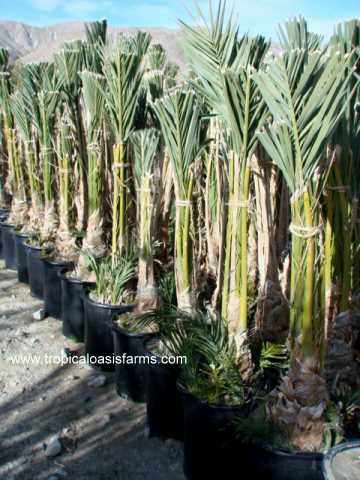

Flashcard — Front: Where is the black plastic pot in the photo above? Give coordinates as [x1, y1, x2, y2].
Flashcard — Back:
[83, 291, 132, 371]
[322, 441, 360, 480]
[246, 445, 324, 480]
[1, 223, 16, 270]
[43, 258, 73, 319]
[25, 243, 45, 299]
[144, 337, 184, 440]
[59, 269, 94, 342]
[179, 384, 245, 480]
[14, 232, 29, 283]
[0, 211, 9, 259]
[112, 322, 153, 403]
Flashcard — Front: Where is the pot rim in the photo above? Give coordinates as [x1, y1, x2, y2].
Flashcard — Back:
[14, 232, 30, 239]
[43, 257, 74, 267]
[82, 289, 133, 311]
[0, 222, 15, 229]
[266, 445, 324, 460]
[24, 242, 42, 251]
[112, 318, 154, 339]
[58, 267, 95, 286]
[176, 381, 246, 413]
[322, 440, 360, 479]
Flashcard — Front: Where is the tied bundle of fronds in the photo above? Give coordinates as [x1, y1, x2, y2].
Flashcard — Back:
[132, 128, 161, 312]
[145, 43, 179, 104]
[10, 68, 43, 233]
[322, 20, 360, 386]
[11, 63, 46, 233]
[77, 70, 107, 276]
[0, 55, 28, 227]
[154, 88, 206, 313]
[255, 17, 357, 451]
[182, 1, 269, 365]
[102, 33, 150, 258]
[82, 19, 107, 74]
[54, 108, 78, 260]
[55, 41, 87, 232]
[0, 48, 10, 208]
[31, 62, 63, 244]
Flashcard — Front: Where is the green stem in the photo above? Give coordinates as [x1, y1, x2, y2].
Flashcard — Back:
[302, 191, 315, 360]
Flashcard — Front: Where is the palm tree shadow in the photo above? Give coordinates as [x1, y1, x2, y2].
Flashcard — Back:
[0, 363, 184, 480]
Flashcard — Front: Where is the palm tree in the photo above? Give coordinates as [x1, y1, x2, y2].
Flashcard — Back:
[0, 54, 27, 227]
[11, 86, 41, 232]
[77, 69, 107, 273]
[55, 41, 87, 233]
[131, 128, 161, 312]
[28, 62, 63, 243]
[102, 33, 149, 258]
[0, 48, 10, 208]
[154, 87, 205, 313]
[254, 17, 357, 450]
[182, 1, 269, 345]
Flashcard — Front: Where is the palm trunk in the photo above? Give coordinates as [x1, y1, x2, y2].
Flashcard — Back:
[112, 142, 127, 259]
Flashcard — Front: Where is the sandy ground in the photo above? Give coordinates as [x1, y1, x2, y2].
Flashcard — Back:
[0, 262, 185, 480]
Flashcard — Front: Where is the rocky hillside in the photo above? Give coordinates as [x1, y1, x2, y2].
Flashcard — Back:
[0, 20, 187, 68]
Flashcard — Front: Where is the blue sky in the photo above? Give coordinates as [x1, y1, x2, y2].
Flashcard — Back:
[0, 0, 359, 38]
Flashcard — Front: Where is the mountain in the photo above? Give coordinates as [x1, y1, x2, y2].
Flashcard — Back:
[0, 20, 187, 68]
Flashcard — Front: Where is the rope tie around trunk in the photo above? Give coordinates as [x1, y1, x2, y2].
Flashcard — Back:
[289, 223, 323, 238]
[40, 147, 53, 157]
[112, 163, 129, 169]
[87, 143, 100, 152]
[227, 200, 250, 208]
[136, 187, 151, 193]
[326, 185, 350, 193]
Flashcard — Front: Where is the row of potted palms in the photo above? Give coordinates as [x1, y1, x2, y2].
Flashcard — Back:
[0, 3, 359, 479]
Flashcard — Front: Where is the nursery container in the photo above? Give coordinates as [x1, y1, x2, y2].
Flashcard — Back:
[59, 268, 94, 342]
[144, 337, 184, 440]
[1, 223, 16, 270]
[245, 445, 324, 480]
[14, 232, 29, 283]
[25, 243, 45, 299]
[112, 321, 153, 403]
[322, 441, 360, 480]
[0, 222, 7, 263]
[83, 291, 132, 371]
[43, 258, 73, 319]
[0, 211, 9, 259]
[179, 384, 245, 480]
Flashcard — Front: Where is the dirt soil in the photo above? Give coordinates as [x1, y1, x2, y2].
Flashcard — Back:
[0, 262, 185, 480]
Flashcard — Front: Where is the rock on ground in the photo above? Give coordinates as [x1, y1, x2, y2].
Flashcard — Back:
[0, 263, 185, 480]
